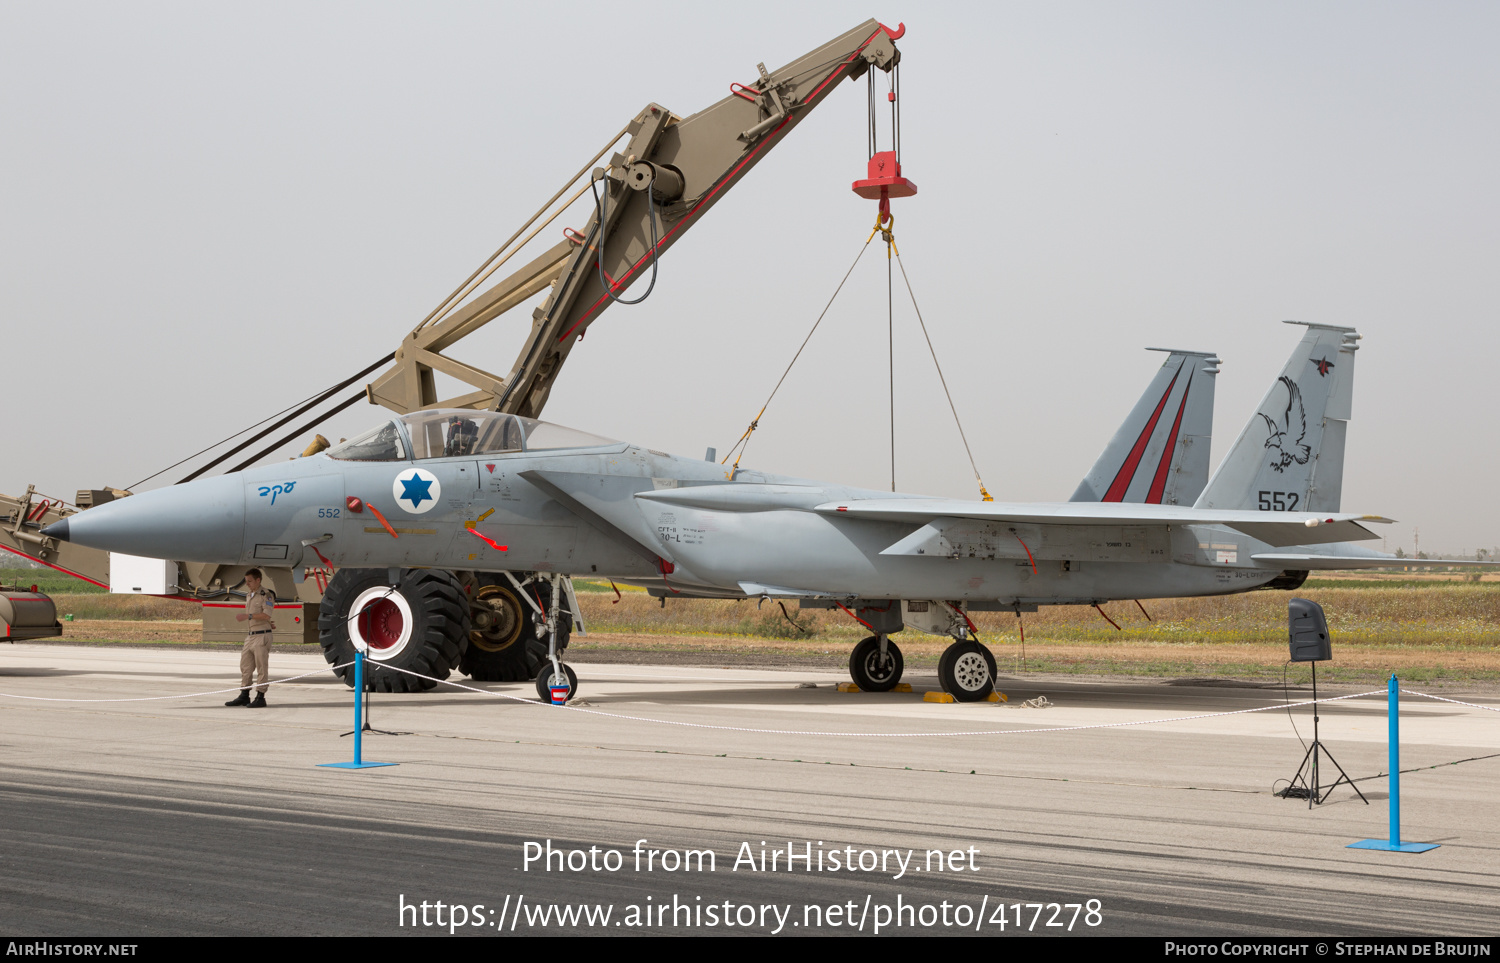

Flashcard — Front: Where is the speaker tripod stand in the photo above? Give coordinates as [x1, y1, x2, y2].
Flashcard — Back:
[341, 663, 411, 738]
[1278, 661, 1368, 808]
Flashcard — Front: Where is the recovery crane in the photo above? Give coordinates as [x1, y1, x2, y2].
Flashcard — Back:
[0, 19, 909, 685]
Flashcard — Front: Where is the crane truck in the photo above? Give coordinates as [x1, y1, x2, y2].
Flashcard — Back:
[0, 19, 910, 687]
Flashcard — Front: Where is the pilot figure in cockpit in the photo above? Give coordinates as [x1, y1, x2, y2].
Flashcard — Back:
[444, 416, 478, 457]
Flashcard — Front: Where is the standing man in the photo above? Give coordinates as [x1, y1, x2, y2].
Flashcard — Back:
[225, 569, 276, 708]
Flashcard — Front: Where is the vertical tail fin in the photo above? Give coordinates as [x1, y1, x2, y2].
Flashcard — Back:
[1194, 322, 1360, 513]
[1070, 348, 1219, 506]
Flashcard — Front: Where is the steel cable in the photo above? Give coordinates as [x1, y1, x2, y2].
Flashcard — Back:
[721, 229, 879, 474]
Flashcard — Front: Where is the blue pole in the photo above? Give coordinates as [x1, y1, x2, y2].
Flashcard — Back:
[353, 650, 364, 766]
[1388, 674, 1399, 847]
[1348, 672, 1436, 852]
[318, 648, 396, 769]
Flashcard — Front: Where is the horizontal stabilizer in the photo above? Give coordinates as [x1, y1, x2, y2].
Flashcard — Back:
[818, 499, 1391, 547]
[1252, 554, 1500, 571]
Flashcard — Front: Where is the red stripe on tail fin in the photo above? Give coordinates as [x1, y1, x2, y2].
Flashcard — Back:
[1145, 375, 1193, 504]
[1102, 364, 1181, 502]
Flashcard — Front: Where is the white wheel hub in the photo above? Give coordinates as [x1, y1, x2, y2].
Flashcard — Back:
[348, 586, 415, 661]
[952, 651, 991, 691]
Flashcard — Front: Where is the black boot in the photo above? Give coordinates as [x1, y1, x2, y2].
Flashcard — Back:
[248, 692, 267, 708]
[225, 689, 250, 707]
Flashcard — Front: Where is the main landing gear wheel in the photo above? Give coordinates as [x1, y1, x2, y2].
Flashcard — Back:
[535, 662, 578, 703]
[318, 568, 469, 692]
[938, 640, 998, 702]
[459, 575, 549, 682]
[848, 636, 904, 691]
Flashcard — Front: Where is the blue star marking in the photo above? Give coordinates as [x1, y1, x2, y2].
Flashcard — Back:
[399, 473, 434, 507]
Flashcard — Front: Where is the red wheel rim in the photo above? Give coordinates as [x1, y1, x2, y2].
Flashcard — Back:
[357, 598, 405, 650]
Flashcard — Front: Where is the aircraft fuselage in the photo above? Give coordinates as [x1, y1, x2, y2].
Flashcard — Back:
[57, 438, 1313, 607]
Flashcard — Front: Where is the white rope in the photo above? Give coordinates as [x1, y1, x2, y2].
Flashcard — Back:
[1402, 689, 1500, 713]
[16, 662, 1492, 742]
[378, 662, 1386, 739]
[0, 661, 356, 703]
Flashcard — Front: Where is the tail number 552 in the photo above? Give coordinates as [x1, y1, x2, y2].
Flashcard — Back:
[1257, 491, 1299, 511]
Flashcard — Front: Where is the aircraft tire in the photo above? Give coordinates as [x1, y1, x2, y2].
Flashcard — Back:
[318, 568, 469, 692]
[459, 576, 555, 682]
[848, 636, 904, 691]
[534, 662, 579, 703]
[937, 640, 997, 702]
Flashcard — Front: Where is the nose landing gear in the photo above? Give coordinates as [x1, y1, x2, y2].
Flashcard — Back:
[531, 573, 578, 704]
[535, 662, 578, 703]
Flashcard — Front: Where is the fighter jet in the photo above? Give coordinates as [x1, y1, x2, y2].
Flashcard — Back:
[46, 323, 1394, 702]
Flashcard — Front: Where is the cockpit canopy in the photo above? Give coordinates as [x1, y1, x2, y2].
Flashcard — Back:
[327, 410, 618, 462]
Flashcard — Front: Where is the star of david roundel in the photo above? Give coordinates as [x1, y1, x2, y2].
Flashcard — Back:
[392, 468, 441, 515]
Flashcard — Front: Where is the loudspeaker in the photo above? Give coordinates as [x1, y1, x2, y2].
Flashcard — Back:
[1288, 598, 1332, 662]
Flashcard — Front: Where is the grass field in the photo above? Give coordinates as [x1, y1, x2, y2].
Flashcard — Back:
[561, 583, 1500, 685]
[1, 567, 108, 596]
[39, 575, 1500, 686]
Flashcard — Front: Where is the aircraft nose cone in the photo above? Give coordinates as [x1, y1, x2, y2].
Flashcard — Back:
[57, 475, 246, 564]
[41, 518, 69, 541]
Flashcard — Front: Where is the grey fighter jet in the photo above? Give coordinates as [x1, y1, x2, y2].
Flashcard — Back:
[46, 323, 1394, 702]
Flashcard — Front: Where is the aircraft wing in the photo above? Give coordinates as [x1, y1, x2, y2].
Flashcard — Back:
[812, 499, 1393, 548]
[1251, 554, 1500, 570]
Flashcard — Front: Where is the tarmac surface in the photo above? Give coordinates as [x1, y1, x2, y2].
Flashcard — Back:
[1, 643, 1498, 937]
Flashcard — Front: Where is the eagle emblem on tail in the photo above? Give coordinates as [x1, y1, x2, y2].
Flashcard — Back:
[1258, 376, 1310, 473]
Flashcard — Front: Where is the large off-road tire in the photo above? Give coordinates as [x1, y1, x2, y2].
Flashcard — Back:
[459, 576, 545, 682]
[457, 574, 571, 682]
[937, 640, 998, 702]
[848, 635, 904, 691]
[318, 568, 469, 692]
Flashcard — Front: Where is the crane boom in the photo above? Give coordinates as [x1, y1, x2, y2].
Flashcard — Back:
[366, 19, 904, 418]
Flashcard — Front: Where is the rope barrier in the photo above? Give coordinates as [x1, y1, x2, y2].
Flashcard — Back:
[373, 661, 1388, 739]
[5, 664, 1493, 747]
[1402, 689, 1500, 712]
[0, 662, 354, 703]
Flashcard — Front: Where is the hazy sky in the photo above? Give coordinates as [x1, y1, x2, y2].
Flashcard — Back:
[3, 2, 1496, 554]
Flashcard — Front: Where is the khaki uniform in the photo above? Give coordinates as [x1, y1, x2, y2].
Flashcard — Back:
[240, 588, 276, 694]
